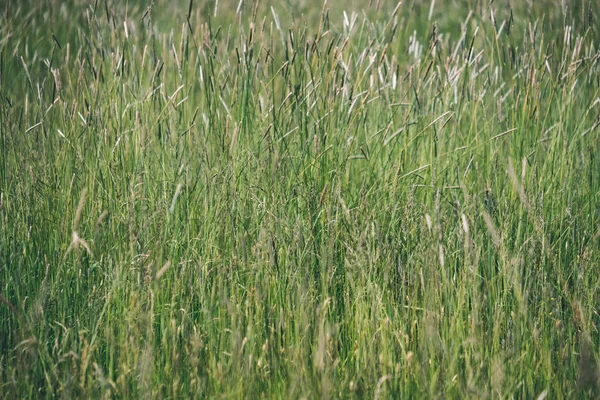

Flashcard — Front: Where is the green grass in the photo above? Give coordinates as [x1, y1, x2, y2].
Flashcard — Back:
[1, 0, 600, 397]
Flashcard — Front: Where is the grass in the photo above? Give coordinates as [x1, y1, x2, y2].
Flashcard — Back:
[1, 0, 599, 397]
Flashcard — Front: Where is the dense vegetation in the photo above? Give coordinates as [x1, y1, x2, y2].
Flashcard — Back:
[1, 0, 599, 397]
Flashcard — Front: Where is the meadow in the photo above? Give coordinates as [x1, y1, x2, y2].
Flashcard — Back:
[1, 0, 600, 397]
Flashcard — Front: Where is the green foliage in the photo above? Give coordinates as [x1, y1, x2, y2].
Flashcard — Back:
[1, 0, 599, 397]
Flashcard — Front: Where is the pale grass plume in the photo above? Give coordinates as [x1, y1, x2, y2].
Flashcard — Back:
[169, 183, 183, 213]
[155, 261, 172, 280]
[461, 213, 470, 235]
[482, 211, 501, 247]
[507, 157, 531, 212]
[425, 213, 432, 232]
[64, 189, 92, 258]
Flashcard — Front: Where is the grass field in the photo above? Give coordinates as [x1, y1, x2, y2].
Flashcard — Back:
[1, 0, 600, 398]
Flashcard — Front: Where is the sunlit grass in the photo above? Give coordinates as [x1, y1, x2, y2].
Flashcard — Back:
[1, 0, 599, 398]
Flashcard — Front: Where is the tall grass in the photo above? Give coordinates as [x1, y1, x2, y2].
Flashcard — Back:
[1, 0, 599, 397]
